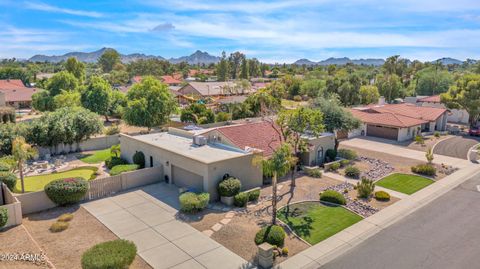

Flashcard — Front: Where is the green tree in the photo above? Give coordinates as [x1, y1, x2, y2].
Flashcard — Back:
[123, 76, 177, 132]
[300, 79, 326, 98]
[64, 57, 85, 82]
[240, 58, 249, 79]
[46, 71, 79, 96]
[54, 90, 81, 108]
[441, 74, 480, 126]
[415, 68, 453, 96]
[180, 103, 215, 124]
[32, 91, 54, 111]
[216, 51, 229, 81]
[375, 73, 403, 102]
[108, 91, 127, 118]
[359, 85, 380, 105]
[98, 49, 121, 73]
[245, 89, 281, 116]
[12, 137, 37, 193]
[81, 76, 113, 121]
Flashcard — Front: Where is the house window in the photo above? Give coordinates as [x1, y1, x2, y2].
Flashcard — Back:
[149, 156, 153, 167]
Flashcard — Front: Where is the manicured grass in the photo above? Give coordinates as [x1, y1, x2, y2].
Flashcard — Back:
[15, 166, 98, 193]
[78, 148, 114, 164]
[109, 164, 139, 176]
[278, 202, 362, 245]
[375, 173, 434, 195]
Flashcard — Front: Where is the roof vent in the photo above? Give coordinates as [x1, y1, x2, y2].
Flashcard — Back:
[193, 135, 207, 146]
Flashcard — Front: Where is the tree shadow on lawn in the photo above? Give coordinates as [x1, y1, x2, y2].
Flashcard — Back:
[279, 205, 314, 239]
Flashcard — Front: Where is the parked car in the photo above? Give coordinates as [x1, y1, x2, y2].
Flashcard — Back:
[469, 127, 480, 136]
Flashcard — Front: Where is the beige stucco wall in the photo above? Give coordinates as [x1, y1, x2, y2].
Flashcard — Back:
[38, 134, 120, 157]
[398, 125, 421, 141]
[301, 135, 336, 166]
[348, 123, 367, 139]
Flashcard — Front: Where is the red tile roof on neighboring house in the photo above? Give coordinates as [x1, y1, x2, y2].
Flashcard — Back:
[369, 103, 446, 122]
[161, 75, 182, 85]
[0, 79, 39, 102]
[417, 95, 441, 103]
[132, 76, 142, 83]
[215, 121, 283, 157]
[350, 109, 427, 128]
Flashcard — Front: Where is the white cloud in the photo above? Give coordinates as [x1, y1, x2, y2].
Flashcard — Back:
[25, 2, 104, 18]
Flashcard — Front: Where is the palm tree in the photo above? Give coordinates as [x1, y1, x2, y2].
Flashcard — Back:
[12, 137, 38, 193]
[110, 144, 121, 158]
[261, 144, 294, 225]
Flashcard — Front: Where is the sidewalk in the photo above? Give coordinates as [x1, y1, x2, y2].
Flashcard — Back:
[342, 138, 472, 168]
[277, 163, 480, 269]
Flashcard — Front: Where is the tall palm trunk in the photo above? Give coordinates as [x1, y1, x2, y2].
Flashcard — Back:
[271, 172, 278, 225]
[19, 162, 25, 193]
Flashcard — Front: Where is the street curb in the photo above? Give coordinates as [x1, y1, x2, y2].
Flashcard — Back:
[275, 164, 480, 269]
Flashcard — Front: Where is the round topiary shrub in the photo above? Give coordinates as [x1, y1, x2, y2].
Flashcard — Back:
[132, 151, 145, 169]
[105, 157, 127, 169]
[344, 166, 361, 179]
[247, 189, 261, 202]
[374, 191, 391, 201]
[319, 190, 346, 205]
[218, 177, 241, 197]
[234, 192, 249, 207]
[254, 225, 286, 246]
[44, 178, 89, 206]
[81, 239, 137, 269]
[0, 208, 8, 228]
[179, 192, 210, 213]
[0, 171, 16, 191]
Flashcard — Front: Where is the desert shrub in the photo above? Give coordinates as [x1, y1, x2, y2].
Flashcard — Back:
[50, 221, 69, 232]
[105, 157, 127, 169]
[254, 225, 286, 246]
[58, 213, 74, 222]
[434, 131, 440, 138]
[411, 164, 436, 176]
[337, 149, 357, 160]
[325, 149, 337, 162]
[307, 168, 322, 178]
[247, 189, 261, 202]
[374, 191, 391, 201]
[234, 192, 249, 207]
[104, 124, 120, 135]
[0, 208, 8, 228]
[282, 247, 289, 256]
[44, 178, 88, 206]
[329, 162, 341, 171]
[344, 166, 361, 179]
[81, 239, 136, 269]
[179, 192, 210, 213]
[132, 151, 145, 169]
[319, 190, 346, 205]
[415, 135, 425, 145]
[357, 177, 375, 198]
[340, 159, 350, 167]
[217, 177, 241, 197]
[0, 171, 16, 191]
[293, 95, 302, 102]
[215, 112, 231, 122]
[0, 162, 9, 172]
[109, 164, 139, 176]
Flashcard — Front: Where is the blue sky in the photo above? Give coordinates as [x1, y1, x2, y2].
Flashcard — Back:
[1, 0, 480, 63]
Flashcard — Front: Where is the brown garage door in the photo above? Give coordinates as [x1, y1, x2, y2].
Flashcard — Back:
[367, 125, 399, 140]
[172, 165, 204, 191]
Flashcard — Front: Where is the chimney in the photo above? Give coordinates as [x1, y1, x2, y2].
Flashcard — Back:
[378, 96, 385, 106]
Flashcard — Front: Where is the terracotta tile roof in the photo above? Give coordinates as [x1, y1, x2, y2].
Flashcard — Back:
[350, 109, 427, 128]
[132, 76, 142, 83]
[0, 79, 39, 102]
[161, 75, 182, 85]
[417, 95, 441, 103]
[215, 121, 283, 157]
[369, 103, 446, 122]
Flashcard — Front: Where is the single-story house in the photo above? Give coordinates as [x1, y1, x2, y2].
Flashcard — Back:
[0, 79, 40, 108]
[348, 102, 448, 141]
[160, 75, 182, 86]
[120, 121, 334, 199]
[178, 82, 253, 98]
[416, 95, 469, 124]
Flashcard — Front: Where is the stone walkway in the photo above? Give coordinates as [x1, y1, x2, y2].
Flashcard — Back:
[82, 183, 250, 269]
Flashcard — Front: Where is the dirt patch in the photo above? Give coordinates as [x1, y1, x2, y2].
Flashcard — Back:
[20, 206, 151, 269]
[406, 135, 451, 152]
[182, 209, 226, 231]
[0, 225, 47, 269]
[346, 189, 399, 210]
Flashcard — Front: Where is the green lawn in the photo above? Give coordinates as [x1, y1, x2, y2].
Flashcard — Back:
[78, 148, 114, 164]
[375, 173, 434, 195]
[15, 166, 98, 193]
[278, 202, 362, 245]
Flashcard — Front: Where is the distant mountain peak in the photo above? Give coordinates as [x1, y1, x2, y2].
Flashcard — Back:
[292, 57, 385, 66]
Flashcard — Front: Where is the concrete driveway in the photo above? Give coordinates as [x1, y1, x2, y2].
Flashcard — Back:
[82, 183, 249, 269]
[433, 135, 480, 160]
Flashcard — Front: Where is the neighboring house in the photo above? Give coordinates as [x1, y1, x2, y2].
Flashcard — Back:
[160, 75, 182, 86]
[178, 82, 252, 97]
[0, 79, 40, 109]
[120, 121, 334, 199]
[416, 95, 469, 124]
[348, 101, 448, 141]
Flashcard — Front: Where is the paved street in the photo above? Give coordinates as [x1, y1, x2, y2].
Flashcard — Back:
[321, 172, 480, 269]
[433, 135, 480, 160]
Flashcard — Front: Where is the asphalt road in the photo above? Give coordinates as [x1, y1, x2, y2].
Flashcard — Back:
[321, 171, 480, 269]
[433, 136, 480, 160]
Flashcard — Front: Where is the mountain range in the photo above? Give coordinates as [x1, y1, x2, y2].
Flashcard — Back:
[293, 57, 386, 66]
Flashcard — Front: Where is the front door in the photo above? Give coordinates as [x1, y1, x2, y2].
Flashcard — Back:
[316, 147, 323, 165]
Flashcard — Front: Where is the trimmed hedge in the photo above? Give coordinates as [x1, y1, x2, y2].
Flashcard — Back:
[374, 191, 391, 201]
[132, 151, 145, 169]
[411, 164, 436, 176]
[81, 239, 137, 269]
[105, 157, 127, 169]
[254, 225, 286, 246]
[247, 189, 261, 202]
[218, 177, 241, 197]
[0, 208, 8, 228]
[44, 178, 89, 206]
[344, 166, 361, 179]
[179, 192, 210, 213]
[337, 149, 357, 160]
[234, 192, 249, 207]
[0, 171, 16, 191]
[110, 164, 139, 176]
[319, 190, 346, 205]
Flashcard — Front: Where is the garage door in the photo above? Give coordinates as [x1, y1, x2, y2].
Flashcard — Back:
[367, 125, 399, 140]
[171, 165, 204, 191]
